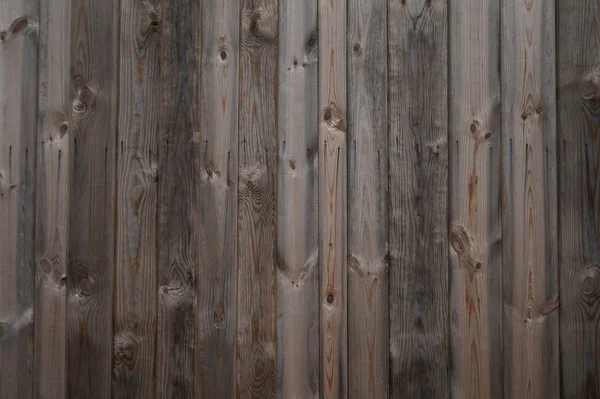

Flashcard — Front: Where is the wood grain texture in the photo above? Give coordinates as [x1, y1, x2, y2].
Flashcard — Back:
[34, 0, 69, 396]
[319, 0, 347, 396]
[448, 0, 502, 397]
[155, 0, 199, 396]
[388, 0, 449, 397]
[67, 0, 118, 395]
[277, 0, 319, 397]
[347, 0, 388, 396]
[237, 1, 278, 397]
[197, 0, 239, 395]
[0, 0, 37, 397]
[557, 0, 600, 397]
[113, 0, 161, 396]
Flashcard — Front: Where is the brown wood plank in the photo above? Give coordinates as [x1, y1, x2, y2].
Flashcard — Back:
[347, 0, 388, 396]
[34, 0, 70, 396]
[155, 0, 200, 397]
[448, 0, 502, 397]
[237, 1, 278, 397]
[66, 0, 119, 396]
[112, 0, 161, 396]
[0, 0, 37, 397]
[197, 0, 239, 396]
[277, 0, 319, 397]
[318, 0, 347, 396]
[388, 0, 449, 397]
[557, 0, 600, 396]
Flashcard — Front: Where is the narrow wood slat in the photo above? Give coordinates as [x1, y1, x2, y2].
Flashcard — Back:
[388, 0, 449, 397]
[155, 0, 200, 396]
[34, 0, 69, 396]
[197, 0, 239, 395]
[277, 0, 319, 397]
[67, 0, 119, 396]
[112, 0, 161, 396]
[0, 0, 37, 397]
[347, 0, 388, 396]
[557, 0, 600, 396]
[448, 0, 502, 397]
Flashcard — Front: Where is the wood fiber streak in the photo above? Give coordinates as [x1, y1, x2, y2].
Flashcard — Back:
[449, 0, 502, 397]
[276, 0, 318, 397]
[347, 0, 388, 396]
[156, 0, 199, 397]
[237, 1, 278, 397]
[0, 0, 37, 397]
[197, 0, 239, 396]
[113, 0, 161, 397]
[388, 0, 449, 397]
[558, 0, 600, 397]
[34, 0, 69, 396]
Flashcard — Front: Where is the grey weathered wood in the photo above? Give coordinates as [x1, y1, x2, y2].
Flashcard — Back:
[388, 0, 448, 397]
[67, 0, 118, 395]
[155, 0, 199, 396]
[557, 0, 600, 397]
[237, 1, 278, 396]
[0, 0, 37, 397]
[319, 0, 347, 396]
[448, 0, 502, 397]
[347, 0, 388, 396]
[197, 0, 239, 395]
[277, 0, 319, 397]
[34, 0, 69, 396]
[113, 0, 161, 396]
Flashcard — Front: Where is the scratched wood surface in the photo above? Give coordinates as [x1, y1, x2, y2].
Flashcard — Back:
[2, 0, 600, 397]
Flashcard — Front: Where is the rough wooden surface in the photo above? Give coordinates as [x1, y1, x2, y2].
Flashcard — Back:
[34, 0, 69, 396]
[347, 0, 388, 396]
[388, 0, 449, 397]
[319, 0, 347, 397]
[0, 0, 37, 397]
[237, 1, 278, 397]
[277, 0, 319, 397]
[448, 0, 502, 397]
[557, 0, 600, 397]
[197, 0, 239, 397]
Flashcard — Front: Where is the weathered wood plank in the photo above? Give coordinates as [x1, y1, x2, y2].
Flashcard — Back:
[318, 0, 347, 396]
[557, 0, 600, 397]
[448, 0, 502, 397]
[67, 0, 118, 395]
[34, 0, 69, 396]
[277, 0, 318, 397]
[388, 0, 448, 397]
[237, 1, 278, 397]
[197, 0, 239, 396]
[112, 0, 161, 396]
[347, 0, 388, 396]
[155, 0, 200, 397]
[0, 0, 37, 397]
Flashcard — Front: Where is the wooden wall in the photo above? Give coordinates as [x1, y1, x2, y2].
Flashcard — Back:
[0, 0, 598, 397]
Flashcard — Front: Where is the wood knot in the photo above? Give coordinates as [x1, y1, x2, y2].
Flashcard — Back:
[244, 5, 278, 45]
[326, 293, 334, 304]
[322, 103, 347, 133]
[450, 225, 481, 276]
[0, 17, 30, 43]
[353, 42, 362, 55]
[205, 162, 220, 179]
[469, 120, 481, 138]
[39, 257, 53, 274]
[288, 158, 296, 171]
[579, 266, 600, 299]
[220, 50, 227, 60]
[73, 83, 96, 113]
[113, 332, 138, 366]
[73, 265, 93, 298]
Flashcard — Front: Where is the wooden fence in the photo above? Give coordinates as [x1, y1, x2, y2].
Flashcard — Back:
[0, 0, 598, 397]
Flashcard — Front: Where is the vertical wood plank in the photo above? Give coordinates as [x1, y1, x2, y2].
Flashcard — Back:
[155, 0, 200, 396]
[277, 0, 318, 397]
[237, 1, 278, 397]
[34, 0, 69, 395]
[197, 0, 239, 396]
[112, 0, 161, 396]
[388, 0, 449, 397]
[0, 0, 37, 397]
[318, 0, 347, 396]
[347, 0, 388, 396]
[557, 0, 600, 396]
[448, 0, 502, 397]
[67, 0, 118, 395]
